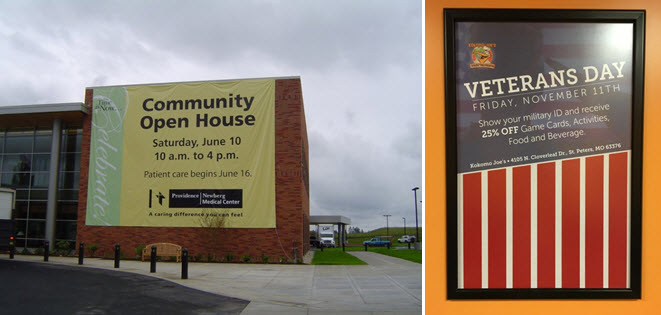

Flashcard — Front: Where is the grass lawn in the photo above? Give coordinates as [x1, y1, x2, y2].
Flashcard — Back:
[311, 247, 367, 265]
[323, 245, 422, 264]
[367, 247, 422, 264]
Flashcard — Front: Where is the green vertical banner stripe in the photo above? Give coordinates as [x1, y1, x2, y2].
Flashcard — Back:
[86, 87, 128, 225]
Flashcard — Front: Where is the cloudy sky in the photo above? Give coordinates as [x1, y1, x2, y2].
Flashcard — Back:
[0, 1, 422, 231]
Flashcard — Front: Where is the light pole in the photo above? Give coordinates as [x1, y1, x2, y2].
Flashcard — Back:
[412, 187, 420, 242]
[403, 217, 406, 235]
[383, 214, 391, 237]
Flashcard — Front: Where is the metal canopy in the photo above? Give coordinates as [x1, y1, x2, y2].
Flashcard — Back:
[310, 215, 352, 247]
[310, 215, 351, 225]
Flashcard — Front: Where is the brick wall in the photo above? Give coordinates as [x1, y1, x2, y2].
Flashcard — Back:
[76, 78, 309, 262]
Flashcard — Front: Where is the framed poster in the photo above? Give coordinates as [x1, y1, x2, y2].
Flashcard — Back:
[444, 9, 644, 299]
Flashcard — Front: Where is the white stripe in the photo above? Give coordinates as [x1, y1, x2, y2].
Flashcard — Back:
[579, 157, 586, 288]
[454, 152, 630, 290]
[481, 171, 489, 289]
[627, 151, 631, 288]
[556, 161, 562, 288]
[603, 154, 610, 288]
[506, 167, 513, 288]
[458, 174, 464, 289]
[531, 164, 538, 288]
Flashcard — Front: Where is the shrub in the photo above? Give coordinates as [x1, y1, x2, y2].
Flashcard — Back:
[224, 253, 234, 262]
[241, 254, 252, 263]
[261, 252, 269, 263]
[87, 244, 98, 257]
[135, 244, 146, 258]
[194, 253, 202, 262]
[55, 240, 70, 255]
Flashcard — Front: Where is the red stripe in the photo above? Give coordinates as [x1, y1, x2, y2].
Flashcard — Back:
[513, 166, 531, 288]
[488, 169, 506, 288]
[537, 162, 555, 288]
[562, 159, 580, 288]
[463, 173, 482, 288]
[609, 152, 628, 288]
[585, 156, 604, 288]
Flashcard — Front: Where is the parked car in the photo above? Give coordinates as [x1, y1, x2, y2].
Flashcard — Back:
[363, 237, 391, 247]
[397, 235, 417, 243]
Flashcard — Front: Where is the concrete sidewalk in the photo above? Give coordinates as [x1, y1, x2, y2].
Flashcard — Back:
[2, 252, 422, 315]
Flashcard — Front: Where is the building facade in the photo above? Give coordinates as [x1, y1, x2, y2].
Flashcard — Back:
[0, 103, 87, 250]
[1, 77, 309, 261]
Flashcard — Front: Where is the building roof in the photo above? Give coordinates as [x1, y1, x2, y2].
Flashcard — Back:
[0, 103, 88, 128]
[86, 76, 301, 89]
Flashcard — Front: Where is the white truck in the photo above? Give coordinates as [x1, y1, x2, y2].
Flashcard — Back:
[0, 188, 16, 251]
[318, 224, 336, 248]
[397, 235, 417, 243]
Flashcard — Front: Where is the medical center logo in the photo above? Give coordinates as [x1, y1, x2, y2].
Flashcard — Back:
[469, 44, 495, 69]
[149, 189, 166, 208]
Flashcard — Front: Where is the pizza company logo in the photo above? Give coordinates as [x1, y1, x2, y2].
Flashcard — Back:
[469, 43, 496, 69]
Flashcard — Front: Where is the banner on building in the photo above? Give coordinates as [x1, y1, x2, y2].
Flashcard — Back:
[445, 9, 644, 299]
[86, 79, 276, 228]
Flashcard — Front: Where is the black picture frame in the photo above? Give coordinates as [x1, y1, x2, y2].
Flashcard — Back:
[445, 9, 644, 299]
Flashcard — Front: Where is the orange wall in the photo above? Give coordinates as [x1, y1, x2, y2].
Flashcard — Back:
[426, 1, 660, 314]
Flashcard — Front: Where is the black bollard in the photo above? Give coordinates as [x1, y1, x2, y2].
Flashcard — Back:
[78, 242, 85, 265]
[387, 243, 391, 250]
[9, 237, 15, 259]
[150, 245, 157, 273]
[364, 244, 368, 251]
[320, 244, 323, 252]
[342, 242, 345, 252]
[181, 248, 188, 279]
[114, 244, 120, 268]
[44, 240, 49, 262]
[408, 242, 411, 250]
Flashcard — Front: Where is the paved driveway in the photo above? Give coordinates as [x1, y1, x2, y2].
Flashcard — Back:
[1, 251, 422, 315]
[0, 259, 248, 314]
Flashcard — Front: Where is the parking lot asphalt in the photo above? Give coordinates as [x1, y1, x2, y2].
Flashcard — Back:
[1, 251, 422, 315]
[0, 259, 249, 314]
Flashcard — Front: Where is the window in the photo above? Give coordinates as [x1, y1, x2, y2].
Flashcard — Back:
[0, 127, 82, 248]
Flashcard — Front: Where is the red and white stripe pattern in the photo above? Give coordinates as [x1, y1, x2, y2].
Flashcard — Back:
[458, 151, 630, 289]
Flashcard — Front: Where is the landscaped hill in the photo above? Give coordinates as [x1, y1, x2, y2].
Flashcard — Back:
[345, 227, 422, 244]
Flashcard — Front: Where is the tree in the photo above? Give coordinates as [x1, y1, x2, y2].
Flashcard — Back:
[197, 210, 229, 261]
[348, 226, 362, 234]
